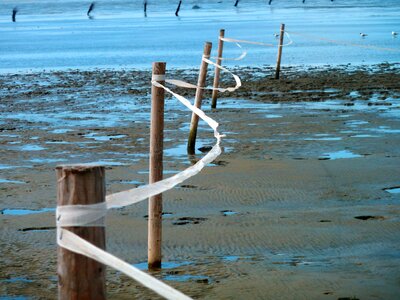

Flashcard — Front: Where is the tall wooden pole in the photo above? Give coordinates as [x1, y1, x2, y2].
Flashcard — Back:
[275, 23, 285, 80]
[56, 165, 106, 300]
[148, 62, 166, 270]
[211, 29, 225, 109]
[187, 42, 212, 155]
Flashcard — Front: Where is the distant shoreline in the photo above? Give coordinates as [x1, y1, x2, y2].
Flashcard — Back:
[1, 63, 399, 104]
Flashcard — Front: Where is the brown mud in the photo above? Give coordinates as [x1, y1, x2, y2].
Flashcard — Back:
[1, 63, 399, 299]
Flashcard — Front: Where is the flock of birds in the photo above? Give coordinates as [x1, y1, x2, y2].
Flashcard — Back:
[6, 1, 400, 38]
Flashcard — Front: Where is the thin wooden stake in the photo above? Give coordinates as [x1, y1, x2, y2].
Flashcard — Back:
[148, 62, 166, 270]
[175, 0, 182, 16]
[12, 7, 18, 22]
[56, 165, 106, 300]
[187, 41, 212, 155]
[211, 29, 225, 109]
[275, 23, 285, 79]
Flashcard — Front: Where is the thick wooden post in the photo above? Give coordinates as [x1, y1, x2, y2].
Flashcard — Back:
[187, 42, 213, 155]
[211, 29, 225, 109]
[56, 165, 106, 300]
[275, 23, 285, 80]
[148, 62, 166, 270]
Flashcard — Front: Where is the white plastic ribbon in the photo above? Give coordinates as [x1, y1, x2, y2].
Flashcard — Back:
[57, 202, 107, 227]
[213, 33, 293, 62]
[152, 74, 166, 81]
[56, 57, 235, 299]
[163, 56, 242, 93]
[56, 30, 281, 298]
[221, 36, 276, 47]
[58, 228, 192, 300]
[222, 32, 293, 47]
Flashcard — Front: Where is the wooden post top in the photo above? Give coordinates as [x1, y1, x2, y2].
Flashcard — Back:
[152, 62, 166, 74]
[204, 41, 212, 48]
[56, 164, 104, 172]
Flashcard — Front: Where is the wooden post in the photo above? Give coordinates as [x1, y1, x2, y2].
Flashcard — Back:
[56, 165, 106, 300]
[148, 62, 166, 270]
[275, 23, 285, 80]
[187, 42, 212, 155]
[211, 29, 225, 109]
[175, 0, 182, 16]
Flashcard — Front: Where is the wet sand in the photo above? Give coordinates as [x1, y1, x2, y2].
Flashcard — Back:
[1, 64, 400, 299]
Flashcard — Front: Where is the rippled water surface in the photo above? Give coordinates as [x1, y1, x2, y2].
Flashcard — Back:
[0, 0, 399, 72]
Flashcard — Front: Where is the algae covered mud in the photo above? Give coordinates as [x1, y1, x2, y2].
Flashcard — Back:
[1, 0, 400, 299]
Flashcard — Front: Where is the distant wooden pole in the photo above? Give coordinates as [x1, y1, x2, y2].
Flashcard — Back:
[211, 29, 225, 109]
[187, 42, 212, 155]
[12, 7, 18, 22]
[56, 165, 106, 300]
[175, 0, 182, 16]
[148, 62, 166, 270]
[275, 23, 285, 79]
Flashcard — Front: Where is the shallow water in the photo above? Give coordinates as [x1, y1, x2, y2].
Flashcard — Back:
[383, 187, 400, 194]
[0, 179, 25, 184]
[320, 150, 363, 160]
[1, 208, 55, 215]
[0, 0, 399, 72]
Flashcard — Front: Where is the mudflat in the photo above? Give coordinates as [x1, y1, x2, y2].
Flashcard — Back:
[1, 64, 400, 299]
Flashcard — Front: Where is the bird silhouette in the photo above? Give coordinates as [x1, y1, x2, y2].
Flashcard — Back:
[360, 33, 367, 38]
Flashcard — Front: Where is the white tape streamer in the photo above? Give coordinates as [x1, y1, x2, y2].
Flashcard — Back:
[212, 33, 293, 61]
[57, 58, 231, 299]
[56, 31, 290, 298]
[57, 202, 106, 227]
[58, 229, 192, 300]
[221, 37, 276, 47]
[163, 56, 242, 93]
[222, 32, 293, 47]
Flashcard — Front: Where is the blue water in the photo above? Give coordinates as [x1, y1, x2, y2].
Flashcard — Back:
[221, 210, 238, 216]
[1, 208, 55, 215]
[1, 277, 33, 283]
[0, 179, 25, 184]
[0, 0, 399, 73]
[383, 187, 400, 194]
[0, 297, 32, 300]
[320, 150, 363, 160]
